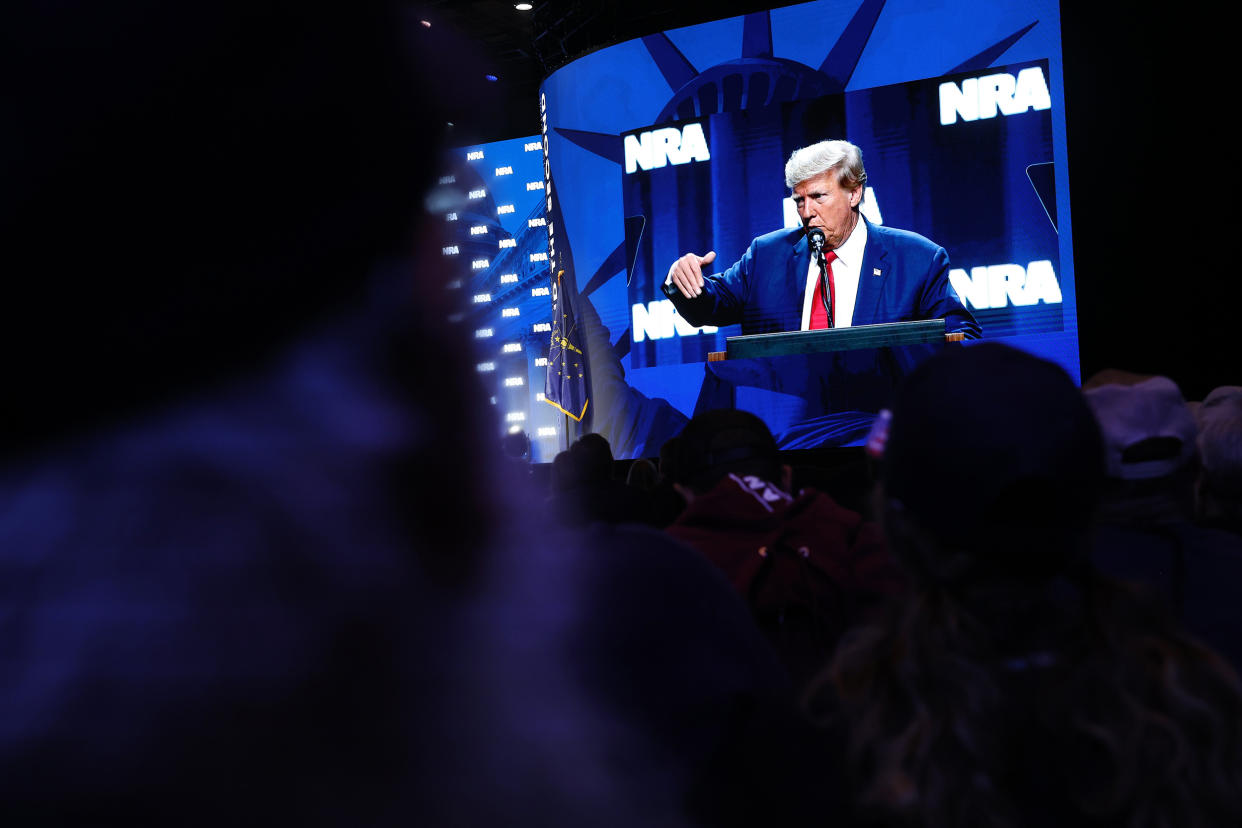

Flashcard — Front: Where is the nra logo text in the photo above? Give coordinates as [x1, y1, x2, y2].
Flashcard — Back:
[624, 122, 710, 174]
[466, 150, 484, 160]
[632, 300, 718, 341]
[948, 260, 1062, 309]
[939, 67, 1050, 126]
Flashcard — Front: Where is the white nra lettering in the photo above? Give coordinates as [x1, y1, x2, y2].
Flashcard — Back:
[503, 377, 524, 387]
[438, 175, 455, 184]
[530, 252, 548, 262]
[471, 259, 489, 270]
[445, 212, 457, 221]
[506, 411, 527, 422]
[531, 287, 550, 297]
[466, 150, 484, 160]
[948, 260, 1062, 309]
[624, 122, 711, 174]
[499, 273, 518, 283]
[475, 328, 494, 338]
[470, 225, 488, 235]
[524, 141, 542, 151]
[472, 293, 491, 304]
[536, 425, 556, 437]
[442, 245, 459, 255]
[631, 300, 719, 342]
[532, 322, 552, 333]
[534, 357, 548, 367]
[468, 189, 486, 199]
[526, 181, 545, 191]
[497, 204, 515, 214]
[501, 308, 520, 317]
[939, 67, 1051, 125]
[502, 342, 522, 353]
[528, 217, 546, 228]
[476, 362, 495, 372]
[494, 166, 513, 176]
[498, 238, 516, 249]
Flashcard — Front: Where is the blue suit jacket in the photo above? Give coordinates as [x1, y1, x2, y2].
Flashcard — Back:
[668, 218, 981, 338]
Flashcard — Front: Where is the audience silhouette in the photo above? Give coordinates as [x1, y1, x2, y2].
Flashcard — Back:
[1195, 385, 1242, 536]
[808, 344, 1242, 827]
[663, 408, 905, 689]
[1084, 374, 1242, 675]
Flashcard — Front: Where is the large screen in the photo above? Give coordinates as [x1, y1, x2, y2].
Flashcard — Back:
[444, 0, 1076, 462]
[431, 134, 565, 462]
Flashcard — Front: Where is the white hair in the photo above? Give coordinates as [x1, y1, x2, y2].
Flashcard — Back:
[784, 140, 867, 192]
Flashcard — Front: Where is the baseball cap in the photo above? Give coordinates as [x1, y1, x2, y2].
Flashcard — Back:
[1083, 376, 1197, 481]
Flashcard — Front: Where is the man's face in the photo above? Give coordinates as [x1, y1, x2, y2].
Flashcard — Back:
[792, 171, 863, 250]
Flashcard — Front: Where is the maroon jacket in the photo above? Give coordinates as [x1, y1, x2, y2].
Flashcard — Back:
[666, 473, 906, 683]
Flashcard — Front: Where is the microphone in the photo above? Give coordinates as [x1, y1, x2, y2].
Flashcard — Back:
[807, 227, 826, 255]
[807, 227, 832, 327]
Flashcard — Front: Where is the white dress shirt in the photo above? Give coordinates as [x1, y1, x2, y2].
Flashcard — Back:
[800, 218, 867, 330]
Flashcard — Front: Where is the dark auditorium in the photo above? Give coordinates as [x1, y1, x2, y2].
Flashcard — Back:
[2, 1, 1238, 825]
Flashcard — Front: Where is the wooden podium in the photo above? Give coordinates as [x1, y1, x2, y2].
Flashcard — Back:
[706, 319, 963, 361]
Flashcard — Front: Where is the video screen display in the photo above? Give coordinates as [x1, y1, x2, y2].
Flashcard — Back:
[624, 58, 1060, 370]
[611, 56, 1064, 447]
[447, 0, 1076, 461]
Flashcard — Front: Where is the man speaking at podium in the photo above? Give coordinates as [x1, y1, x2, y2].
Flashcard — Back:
[663, 140, 980, 340]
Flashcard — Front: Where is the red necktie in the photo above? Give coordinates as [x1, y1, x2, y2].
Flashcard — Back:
[808, 249, 838, 330]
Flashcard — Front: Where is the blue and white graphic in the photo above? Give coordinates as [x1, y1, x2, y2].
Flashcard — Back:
[533, 0, 1076, 460]
[436, 135, 563, 461]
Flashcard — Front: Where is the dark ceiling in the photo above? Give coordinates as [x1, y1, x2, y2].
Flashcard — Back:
[408, 0, 805, 144]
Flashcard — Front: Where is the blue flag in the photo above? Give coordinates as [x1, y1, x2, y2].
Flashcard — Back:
[544, 269, 589, 422]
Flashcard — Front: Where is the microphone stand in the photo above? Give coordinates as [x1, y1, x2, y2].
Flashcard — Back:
[808, 229, 833, 328]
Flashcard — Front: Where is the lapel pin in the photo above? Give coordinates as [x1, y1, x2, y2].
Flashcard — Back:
[873, 268, 882, 276]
